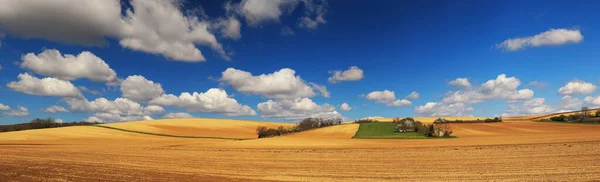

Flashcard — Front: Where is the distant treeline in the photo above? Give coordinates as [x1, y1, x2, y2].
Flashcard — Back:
[0, 118, 101, 133]
[436, 117, 503, 124]
[257, 117, 342, 138]
[542, 107, 600, 123]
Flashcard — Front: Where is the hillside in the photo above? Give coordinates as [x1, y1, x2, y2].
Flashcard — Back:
[103, 118, 294, 139]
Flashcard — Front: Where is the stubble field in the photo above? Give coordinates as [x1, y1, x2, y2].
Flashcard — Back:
[1, 118, 600, 181]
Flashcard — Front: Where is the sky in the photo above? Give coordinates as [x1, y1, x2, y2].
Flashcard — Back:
[0, 0, 599, 124]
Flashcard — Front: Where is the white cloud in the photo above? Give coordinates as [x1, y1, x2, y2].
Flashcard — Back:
[4, 106, 30, 117]
[449, 78, 471, 88]
[257, 97, 341, 120]
[502, 98, 554, 116]
[20, 49, 117, 83]
[220, 68, 316, 99]
[0, 0, 229, 62]
[584, 95, 600, 106]
[297, 0, 327, 29]
[405, 91, 419, 99]
[78, 86, 102, 96]
[150, 88, 256, 116]
[44, 105, 68, 113]
[387, 99, 412, 107]
[230, 0, 299, 26]
[65, 97, 164, 122]
[120, 0, 230, 62]
[310, 83, 330, 98]
[163, 112, 193, 119]
[281, 26, 295, 36]
[213, 16, 242, 40]
[360, 116, 383, 120]
[328, 66, 364, 83]
[366, 90, 396, 103]
[7, 73, 83, 98]
[55, 119, 64, 123]
[85, 116, 105, 123]
[414, 102, 473, 117]
[365, 90, 412, 107]
[0, 103, 10, 111]
[0, 0, 122, 45]
[442, 74, 533, 104]
[120, 75, 165, 103]
[560, 95, 583, 110]
[0, 64, 3, 71]
[496, 28, 583, 51]
[528, 81, 548, 89]
[340, 103, 351, 111]
[558, 80, 596, 95]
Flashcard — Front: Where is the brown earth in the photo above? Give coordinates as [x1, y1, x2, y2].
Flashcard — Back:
[1, 118, 600, 181]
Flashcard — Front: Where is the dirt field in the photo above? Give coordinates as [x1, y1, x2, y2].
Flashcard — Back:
[1, 118, 600, 181]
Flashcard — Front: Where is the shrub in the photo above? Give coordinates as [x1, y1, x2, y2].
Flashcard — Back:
[550, 115, 567, 122]
[596, 110, 600, 117]
[257, 117, 342, 138]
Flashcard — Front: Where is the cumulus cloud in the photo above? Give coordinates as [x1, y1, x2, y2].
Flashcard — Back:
[0, 103, 10, 111]
[213, 16, 242, 40]
[257, 97, 341, 120]
[85, 116, 105, 123]
[0, 64, 3, 71]
[220, 68, 317, 99]
[120, 0, 230, 61]
[55, 119, 64, 123]
[365, 90, 412, 107]
[64, 97, 164, 122]
[496, 28, 583, 51]
[328, 66, 364, 83]
[340, 103, 352, 111]
[528, 81, 548, 89]
[120, 75, 165, 103]
[449, 78, 471, 88]
[0, 0, 230, 62]
[163, 112, 193, 118]
[584, 95, 600, 106]
[4, 106, 30, 117]
[310, 83, 330, 98]
[0, 0, 122, 45]
[405, 91, 419, 99]
[560, 95, 583, 110]
[414, 102, 473, 117]
[229, 0, 299, 26]
[78, 86, 102, 96]
[297, 0, 327, 29]
[366, 90, 397, 103]
[502, 98, 554, 116]
[558, 80, 596, 95]
[442, 74, 533, 104]
[44, 105, 68, 113]
[416, 74, 534, 116]
[150, 88, 256, 116]
[7, 73, 83, 98]
[20, 49, 117, 83]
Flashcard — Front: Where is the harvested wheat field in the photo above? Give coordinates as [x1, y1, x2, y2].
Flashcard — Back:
[2, 118, 600, 181]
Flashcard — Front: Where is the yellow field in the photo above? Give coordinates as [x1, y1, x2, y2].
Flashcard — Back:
[1, 118, 600, 181]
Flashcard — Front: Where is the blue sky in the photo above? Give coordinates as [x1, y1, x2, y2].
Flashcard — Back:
[1, 0, 599, 124]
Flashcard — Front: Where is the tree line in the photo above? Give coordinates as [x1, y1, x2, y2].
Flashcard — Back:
[0, 118, 101, 133]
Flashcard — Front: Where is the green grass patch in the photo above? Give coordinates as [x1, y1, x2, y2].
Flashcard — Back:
[352, 122, 430, 139]
[92, 125, 252, 140]
[534, 120, 600, 125]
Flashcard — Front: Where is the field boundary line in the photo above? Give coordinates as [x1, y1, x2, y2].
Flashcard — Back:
[92, 125, 253, 140]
